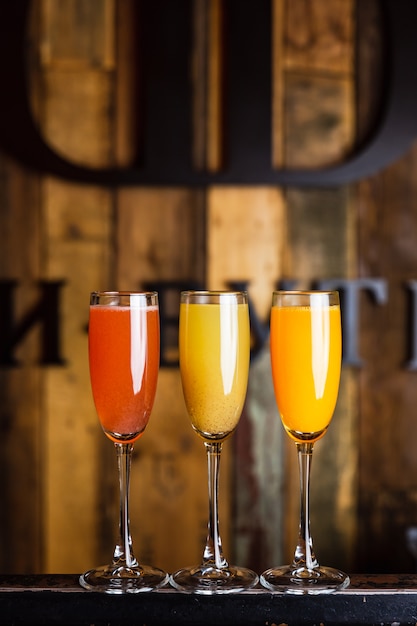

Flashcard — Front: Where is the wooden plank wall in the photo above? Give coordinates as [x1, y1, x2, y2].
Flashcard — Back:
[357, 0, 417, 571]
[116, 188, 211, 573]
[30, 0, 116, 572]
[1, 0, 416, 577]
[279, 0, 357, 573]
[0, 164, 43, 572]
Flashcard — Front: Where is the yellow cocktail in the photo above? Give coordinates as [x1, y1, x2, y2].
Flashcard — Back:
[179, 299, 249, 441]
[170, 291, 258, 594]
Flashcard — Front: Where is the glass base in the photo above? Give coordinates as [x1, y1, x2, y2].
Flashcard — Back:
[170, 564, 259, 595]
[260, 564, 350, 595]
[79, 563, 169, 594]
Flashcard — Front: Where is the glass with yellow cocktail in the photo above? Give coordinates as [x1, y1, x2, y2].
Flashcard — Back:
[260, 290, 350, 594]
[170, 291, 258, 594]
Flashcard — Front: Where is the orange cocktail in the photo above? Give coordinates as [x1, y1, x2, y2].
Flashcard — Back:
[89, 300, 159, 443]
[260, 290, 349, 594]
[270, 297, 341, 442]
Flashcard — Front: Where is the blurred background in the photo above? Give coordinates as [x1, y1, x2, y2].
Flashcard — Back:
[1, 0, 417, 576]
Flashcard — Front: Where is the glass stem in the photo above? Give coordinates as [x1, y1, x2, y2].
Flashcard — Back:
[113, 443, 137, 568]
[293, 442, 318, 571]
[203, 441, 228, 570]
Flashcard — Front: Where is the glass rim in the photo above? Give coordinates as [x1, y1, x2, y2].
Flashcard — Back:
[272, 289, 339, 306]
[181, 290, 248, 296]
[90, 291, 158, 306]
[272, 290, 339, 296]
[181, 290, 248, 304]
[91, 290, 158, 297]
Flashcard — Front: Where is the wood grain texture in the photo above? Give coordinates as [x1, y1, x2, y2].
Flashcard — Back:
[357, 148, 417, 572]
[30, 0, 117, 572]
[3, 0, 408, 579]
[283, 188, 357, 572]
[116, 188, 210, 572]
[273, 0, 355, 180]
[208, 187, 286, 570]
[39, 0, 115, 69]
[284, 0, 354, 74]
[355, 0, 417, 573]
[284, 74, 354, 168]
[116, 188, 206, 288]
[42, 179, 114, 572]
[280, 0, 356, 572]
[34, 0, 116, 168]
[207, 187, 285, 317]
[0, 161, 43, 573]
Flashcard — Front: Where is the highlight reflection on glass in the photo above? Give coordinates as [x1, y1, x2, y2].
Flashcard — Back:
[220, 303, 238, 395]
[130, 299, 147, 395]
[310, 294, 331, 399]
[169, 290, 258, 594]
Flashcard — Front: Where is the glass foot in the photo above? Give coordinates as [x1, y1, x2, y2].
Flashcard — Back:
[260, 564, 350, 595]
[79, 563, 169, 594]
[170, 564, 259, 595]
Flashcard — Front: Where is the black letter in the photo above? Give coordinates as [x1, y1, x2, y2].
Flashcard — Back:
[319, 278, 388, 367]
[405, 280, 417, 370]
[0, 280, 65, 367]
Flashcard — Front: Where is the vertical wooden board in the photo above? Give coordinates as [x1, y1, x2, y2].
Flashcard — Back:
[39, 0, 115, 69]
[354, 0, 417, 573]
[130, 368, 209, 574]
[357, 146, 417, 572]
[0, 161, 43, 573]
[41, 71, 115, 167]
[284, 188, 353, 280]
[116, 188, 209, 572]
[284, 188, 356, 572]
[284, 75, 354, 168]
[284, 0, 354, 73]
[207, 187, 285, 317]
[116, 189, 206, 287]
[31, 0, 119, 572]
[235, 349, 286, 572]
[43, 179, 114, 572]
[281, 0, 355, 172]
[207, 187, 287, 570]
[280, 0, 357, 574]
[32, 0, 116, 167]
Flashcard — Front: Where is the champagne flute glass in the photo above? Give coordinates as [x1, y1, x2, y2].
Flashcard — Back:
[79, 291, 168, 594]
[170, 291, 259, 594]
[260, 290, 349, 594]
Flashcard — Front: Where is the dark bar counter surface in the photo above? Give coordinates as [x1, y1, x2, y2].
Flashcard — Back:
[0, 574, 417, 625]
